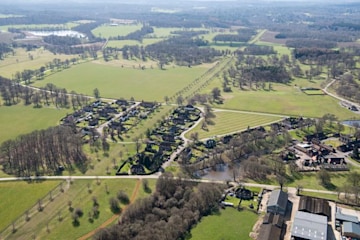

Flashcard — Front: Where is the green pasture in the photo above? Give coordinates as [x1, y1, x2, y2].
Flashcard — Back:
[32, 62, 210, 101]
[106, 40, 141, 48]
[287, 172, 349, 191]
[0, 180, 61, 231]
[8, 178, 155, 240]
[92, 24, 142, 39]
[214, 82, 358, 120]
[186, 111, 283, 140]
[0, 104, 67, 144]
[106, 38, 164, 48]
[0, 47, 78, 78]
[300, 191, 338, 201]
[189, 208, 258, 240]
[303, 90, 325, 95]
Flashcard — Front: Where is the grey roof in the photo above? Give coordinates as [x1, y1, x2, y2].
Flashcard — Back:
[268, 189, 288, 210]
[291, 211, 328, 240]
[343, 222, 360, 237]
[336, 209, 359, 223]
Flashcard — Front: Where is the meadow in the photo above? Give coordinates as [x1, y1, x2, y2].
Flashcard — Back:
[0, 47, 78, 78]
[0, 180, 61, 231]
[189, 207, 258, 240]
[32, 62, 210, 101]
[186, 111, 283, 140]
[5, 178, 156, 240]
[0, 104, 68, 144]
[92, 24, 142, 39]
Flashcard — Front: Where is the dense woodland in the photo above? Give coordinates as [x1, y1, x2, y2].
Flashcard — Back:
[0, 126, 87, 177]
[94, 173, 224, 240]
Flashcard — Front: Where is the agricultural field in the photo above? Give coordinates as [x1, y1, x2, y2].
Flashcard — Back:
[189, 207, 258, 240]
[0, 180, 61, 231]
[0, 104, 68, 144]
[0, 47, 78, 78]
[32, 62, 210, 101]
[186, 111, 283, 140]
[92, 24, 142, 39]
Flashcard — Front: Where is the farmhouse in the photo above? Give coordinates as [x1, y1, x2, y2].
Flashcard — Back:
[291, 211, 328, 240]
[267, 189, 288, 216]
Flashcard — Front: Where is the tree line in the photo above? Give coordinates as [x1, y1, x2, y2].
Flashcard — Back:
[0, 125, 87, 177]
[109, 25, 154, 42]
[0, 76, 91, 109]
[94, 173, 224, 240]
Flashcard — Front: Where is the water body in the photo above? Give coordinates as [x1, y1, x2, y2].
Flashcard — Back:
[27, 30, 86, 38]
[342, 120, 360, 127]
[201, 164, 235, 181]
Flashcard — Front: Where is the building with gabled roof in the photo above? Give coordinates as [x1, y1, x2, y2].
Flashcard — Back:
[267, 189, 288, 216]
[291, 211, 328, 240]
[343, 222, 360, 239]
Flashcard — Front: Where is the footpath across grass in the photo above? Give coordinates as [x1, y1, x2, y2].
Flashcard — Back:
[189, 207, 258, 240]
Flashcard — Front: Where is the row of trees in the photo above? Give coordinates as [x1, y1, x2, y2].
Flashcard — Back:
[0, 76, 91, 109]
[109, 25, 154, 42]
[0, 126, 87, 177]
[94, 173, 224, 240]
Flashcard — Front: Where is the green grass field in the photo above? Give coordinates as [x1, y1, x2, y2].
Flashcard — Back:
[0, 47, 78, 78]
[213, 81, 358, 120]
[186, 111, 283, 140]
[92, 24, 142, 39]
[0, 104, 68, 144]
[0, 180, 61, 231]
[189, 208, 258, 240]
[32, 62, 210, 101]
[6, 178, 156, 240]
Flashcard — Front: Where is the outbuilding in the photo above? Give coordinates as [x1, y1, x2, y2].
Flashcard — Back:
[267, 189, 288, 216]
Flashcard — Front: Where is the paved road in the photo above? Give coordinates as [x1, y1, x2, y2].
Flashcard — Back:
[161, 107, 205, 170]
[0, 174, 343, 197]
[323, 79, 360, 113]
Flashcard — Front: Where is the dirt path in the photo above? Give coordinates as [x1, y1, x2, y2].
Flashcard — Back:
[78, 179, 142, 240]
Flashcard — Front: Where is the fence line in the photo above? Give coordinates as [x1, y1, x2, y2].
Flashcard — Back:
[0, 179, 68, 240]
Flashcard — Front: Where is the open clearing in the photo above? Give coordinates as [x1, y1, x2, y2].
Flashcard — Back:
[189, 208, 258, 240]
[92, 24, 142, 39]
[0, 47, 78, 78]
[32, 62, 210, 101]
[7, 178, 155, 240]
[0, 104, 68, 144]
[186, 111, 283, 140]
[213, 83, 358, 120]
[0, 180, 61, 231]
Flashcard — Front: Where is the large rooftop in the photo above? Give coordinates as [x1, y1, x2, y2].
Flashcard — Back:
[291, 211, 328, 240]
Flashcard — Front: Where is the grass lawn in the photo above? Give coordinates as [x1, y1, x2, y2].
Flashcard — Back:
[287, 172, 349, 191]
[32, 62, 210, 101]
[92, 24, 142, 39]
[186, 111, 283, 140]
[7, 178, 154, 240]
[300, 191, 339, 201]
[0, 180, 61, 231]
[0, 47, 78, 78]
[189, 208, 258, 240]
[0, 104, 68, 144]
[215, 82, 358, 120]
